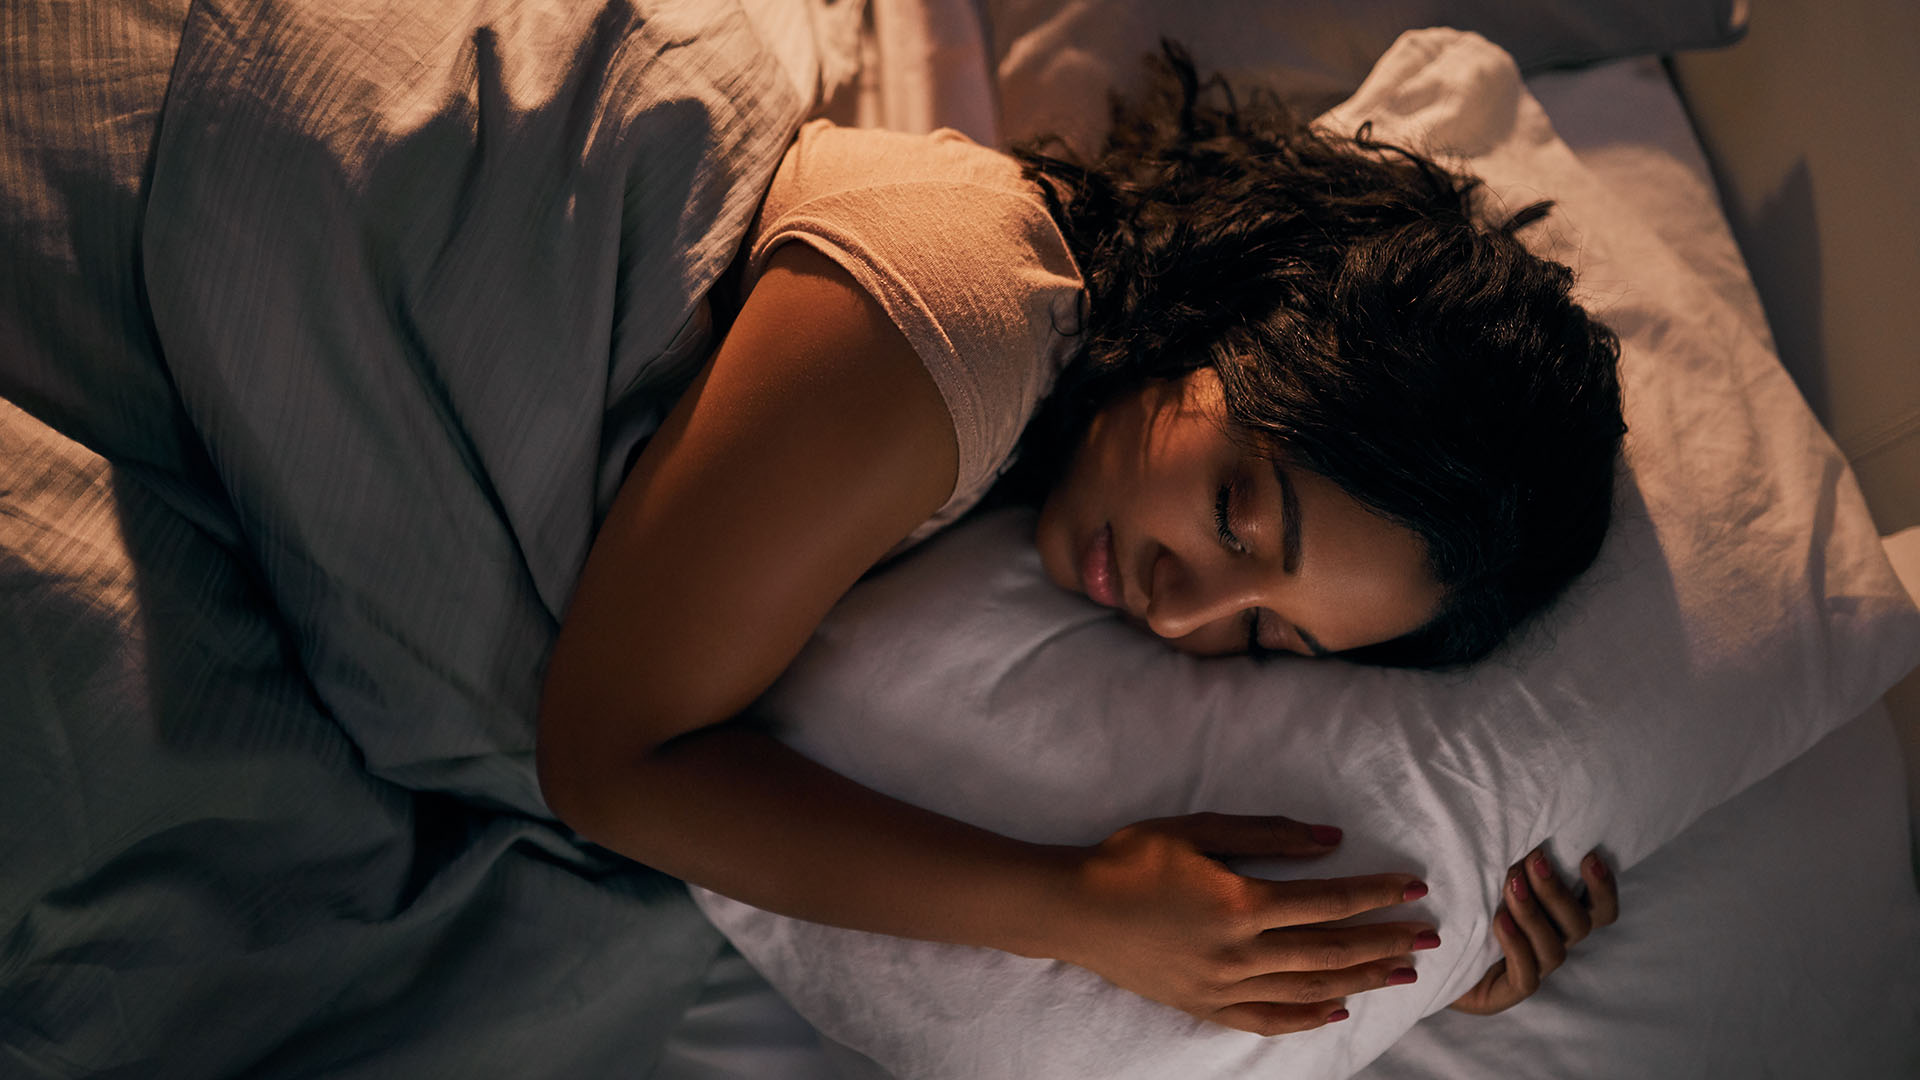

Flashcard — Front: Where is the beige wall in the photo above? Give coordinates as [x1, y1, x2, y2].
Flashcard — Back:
[1671, 0, 1920, 533]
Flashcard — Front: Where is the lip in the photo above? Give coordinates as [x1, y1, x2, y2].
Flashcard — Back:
[1080, 523, 1125, 609]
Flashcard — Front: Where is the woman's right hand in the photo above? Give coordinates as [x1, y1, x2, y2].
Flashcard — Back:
[1048, 813, 1438, 1037]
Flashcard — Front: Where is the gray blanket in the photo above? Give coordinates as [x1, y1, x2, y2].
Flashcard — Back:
[2, 0, 814, 1073]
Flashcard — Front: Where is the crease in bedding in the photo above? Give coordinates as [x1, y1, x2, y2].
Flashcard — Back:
[139, 0, 809, 813]
[1, 0, 846, 1073]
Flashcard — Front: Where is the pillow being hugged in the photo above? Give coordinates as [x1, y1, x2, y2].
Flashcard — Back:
[694, 29, 1920, 1080]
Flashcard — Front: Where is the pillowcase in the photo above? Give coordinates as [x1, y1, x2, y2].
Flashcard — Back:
[988, 0, 1748, 153]
[691, 28, 1920, 1079]
[1355, 706, 1920, 1080]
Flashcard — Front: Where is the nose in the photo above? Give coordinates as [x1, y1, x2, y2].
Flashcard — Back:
[1142, 544, 1260, 641]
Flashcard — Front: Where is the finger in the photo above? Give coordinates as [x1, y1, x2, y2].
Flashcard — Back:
[1177, 813, 1344, 858]
[1261, 874, 1429, 927]
[1491, 906, 1538, 998]
[1447, 959, 1510, 1015]
[1523, 849, 1593, 946]
[1581, 851, 1621, 927]
[1205, 1000, 1349, 1037]
[1249, 921, 1440, 974]
[1222, 956, 1419, 1006]
[1504, 865, 1567, 974]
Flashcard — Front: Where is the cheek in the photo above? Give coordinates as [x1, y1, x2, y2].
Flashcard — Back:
[1035, 421, 1119, 588]
[1303, 564, 1444, 648]
[1034, 487, 1079, 591]
[1051, 416, 1109, 503]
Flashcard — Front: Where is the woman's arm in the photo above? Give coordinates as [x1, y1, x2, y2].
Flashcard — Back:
[537, 244, 1430, 1034]
[539, 242, 1063, 951]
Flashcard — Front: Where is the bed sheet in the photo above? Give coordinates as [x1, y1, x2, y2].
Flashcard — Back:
[652, 52, 1920, 1079]
[829, 0, 999, 145]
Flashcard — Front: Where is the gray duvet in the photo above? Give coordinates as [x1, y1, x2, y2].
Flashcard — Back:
[1, 0, 810, 1073]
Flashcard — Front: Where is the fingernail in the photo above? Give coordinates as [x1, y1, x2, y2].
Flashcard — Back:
[1496, 909, 1517, 934]
[1588, 853, 1610, 880]
[1326, 1009, 1350, 1023]
[1386, 967, 1418, 986]
[1310, 825, 1343, 845]
[1413, 930, 1442, 950]
[1402, 881, 1429, 902]
[1529, 851, 1549, 876]
[1509, 874, 1529, 901]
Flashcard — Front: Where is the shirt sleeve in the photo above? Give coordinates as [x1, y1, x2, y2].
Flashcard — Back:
[746, 162, 1083, 544]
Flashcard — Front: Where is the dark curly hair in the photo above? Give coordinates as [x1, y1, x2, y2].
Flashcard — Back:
[998, 43, 1627, 669]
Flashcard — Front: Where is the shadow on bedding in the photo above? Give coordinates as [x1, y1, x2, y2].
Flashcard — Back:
[0, 419, 722, 1078]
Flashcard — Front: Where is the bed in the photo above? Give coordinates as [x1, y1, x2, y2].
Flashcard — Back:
[2, 1, 1917, 1078]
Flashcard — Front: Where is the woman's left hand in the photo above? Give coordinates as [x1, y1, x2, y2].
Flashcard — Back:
[1449, 847, 1619, 1015]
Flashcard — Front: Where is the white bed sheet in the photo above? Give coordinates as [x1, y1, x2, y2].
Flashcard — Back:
[652, 50, 1920, 1080]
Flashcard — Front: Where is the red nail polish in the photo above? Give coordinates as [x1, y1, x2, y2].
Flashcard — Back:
[1496, 910, 1517, 934]
[1310, 825, 1343, 845]
[1510, 874, 1529, 901]
[1402, 881, 1429, 902]
[1529, 852, 1549, 876]
[1326, 1009, 1350, 1023]
[1413, 930, 1442, 950]
[1386, 967, 1418, 986]
[1590, 855, 1610, 880]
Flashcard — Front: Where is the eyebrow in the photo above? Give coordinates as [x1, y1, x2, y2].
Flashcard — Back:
[1271, 461, 1303, 575]
[1267, 461, 1328, 657]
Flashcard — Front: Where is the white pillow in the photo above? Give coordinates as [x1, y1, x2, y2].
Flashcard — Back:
[989, 0, 1748, 154]
[694, 29, 1920, 1079]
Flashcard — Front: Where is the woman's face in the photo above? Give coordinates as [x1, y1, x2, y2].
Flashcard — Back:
[1034, 368, 1444, 657]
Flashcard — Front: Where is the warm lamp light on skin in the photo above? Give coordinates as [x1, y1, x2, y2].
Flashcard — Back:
[1035, 367, 1446, 659]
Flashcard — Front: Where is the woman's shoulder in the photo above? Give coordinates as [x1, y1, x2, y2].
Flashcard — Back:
[747, 119, 1079, 302]
[742, 121, 1083, 554]
[772, 118, 1037, 203]
[750, 120, 1073, 265]
[742, 120, 1081, 384]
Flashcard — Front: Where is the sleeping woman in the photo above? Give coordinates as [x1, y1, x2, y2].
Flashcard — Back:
[537, 47, 1625, 1037]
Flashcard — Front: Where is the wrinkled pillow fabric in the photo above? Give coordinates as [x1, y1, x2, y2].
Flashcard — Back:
[989, 0, 1747, 153]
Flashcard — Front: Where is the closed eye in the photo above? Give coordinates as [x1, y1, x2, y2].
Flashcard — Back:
[1214, 483, 1248, 555]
